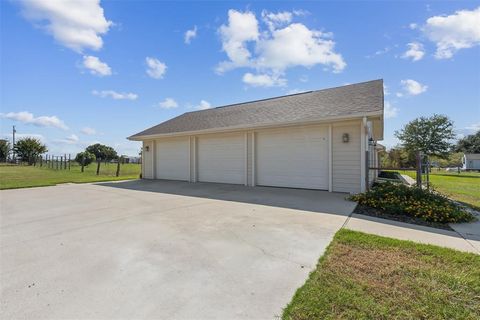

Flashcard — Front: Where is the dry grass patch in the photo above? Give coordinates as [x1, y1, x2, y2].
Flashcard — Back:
[283, 229, 480, 320]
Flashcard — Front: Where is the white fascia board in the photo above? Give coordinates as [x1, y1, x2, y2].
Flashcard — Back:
[127, 111, 383, 141]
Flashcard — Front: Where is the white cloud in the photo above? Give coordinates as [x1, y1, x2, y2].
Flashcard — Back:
[256, 23, 346, 73]
[384, 101, 398, 119]
[424, 7, 480, 59]
[262, 10, 293, 31]
[287, 88, 308, 95]
[217, 10, 259, 72]
[18, 0, 112, 52]
[2, 133, 46, 143]
[366, 47, 390, 58]
[65, 134, 79, 143]
[92, 90, 138, 100]
[383, 84, 390, 96]
[409, 23, 418, 30]
[466, 122, 480, 132]
[184, 25, 197, 44]
[53, 134, 85, 145]
[145, 57, 167, 79]
[402, 42, 425, 61]
[81, 127, 96, 135]
[195, 100, 212, 110]
[157, 98, 178, 109]
[400, 79, 428, 96]
[242, 72, 286, 87]
[1, 111, 68, 130]
[216, 10, 345, 85]
[83, 55, 112, 76]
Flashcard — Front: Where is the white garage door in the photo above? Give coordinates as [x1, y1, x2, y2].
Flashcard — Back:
[198, 133, 245, 184]
[256, 126, 329, 189]
[156, 138, 190, 181]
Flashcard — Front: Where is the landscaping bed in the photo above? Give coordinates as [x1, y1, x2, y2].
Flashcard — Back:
[283, 229, 480, 320]
[353, 203, 454, 230]
[349, 182, 476, 229]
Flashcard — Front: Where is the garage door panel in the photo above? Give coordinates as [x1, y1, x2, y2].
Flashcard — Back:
[256, 126, 329, 190]
[198, 134, 245, 184]
[156, 138, 190, 181]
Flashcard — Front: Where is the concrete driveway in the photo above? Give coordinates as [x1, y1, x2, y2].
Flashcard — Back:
[1, 180, 355, 319]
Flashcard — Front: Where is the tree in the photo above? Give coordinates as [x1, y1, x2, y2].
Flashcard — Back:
[75, 151, 96, 166]
[395, 114, 455, 158]
[0, 139, 10, 162]
[14, 137, 47, 165]
[380, 146, 416, 168]
[455, 131, 480, 154]
[85, 143, 118, 161]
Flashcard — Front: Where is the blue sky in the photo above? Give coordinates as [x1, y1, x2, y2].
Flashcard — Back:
[1, 1, 479, 156]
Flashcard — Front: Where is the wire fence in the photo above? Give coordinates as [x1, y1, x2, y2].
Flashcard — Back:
[26, 154, 141, 177]
[368, 151, 431, 190]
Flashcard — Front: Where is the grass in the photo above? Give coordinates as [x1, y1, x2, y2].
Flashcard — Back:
[0, 162, 141, 189]
[399, 170, 480, 209]
[283, 229, 480, 320]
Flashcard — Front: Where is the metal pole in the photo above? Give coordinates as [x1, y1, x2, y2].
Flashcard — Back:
[365, 150, 369, 191]
[426, 158, 430, 191]
[416, 151, 422, 188]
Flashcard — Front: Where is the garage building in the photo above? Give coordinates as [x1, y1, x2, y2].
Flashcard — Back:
[128, 79, 384, 193]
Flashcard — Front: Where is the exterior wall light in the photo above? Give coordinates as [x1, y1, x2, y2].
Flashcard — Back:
[342, 133, 349, 143]
[145, 146, 150, 152]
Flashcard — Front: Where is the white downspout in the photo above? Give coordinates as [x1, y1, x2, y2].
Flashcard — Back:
[360, 117, 367, 192]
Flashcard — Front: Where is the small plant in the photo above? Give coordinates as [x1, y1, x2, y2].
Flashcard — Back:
[349, 182, 475, 224]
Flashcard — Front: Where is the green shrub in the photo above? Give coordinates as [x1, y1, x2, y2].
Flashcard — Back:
[349, 182, 475, 224]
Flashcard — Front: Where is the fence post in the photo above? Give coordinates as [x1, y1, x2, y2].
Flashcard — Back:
[116, 157, 121, 177]
[68, 154, 71, 170]
[96, 160, 101, 175]
[416, 151, 422, 188]
[426, 158, 430, 191]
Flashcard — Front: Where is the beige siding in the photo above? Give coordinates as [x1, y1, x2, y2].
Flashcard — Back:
[141, 119, 367, 191]
[142, 140, 154, 179]
[332, 121, 361, 193]
[246, 132, 253, 186]
[190, 136, 196, 182]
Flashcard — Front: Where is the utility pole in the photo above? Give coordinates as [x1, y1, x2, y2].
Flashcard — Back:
[12, 125, 16, 163]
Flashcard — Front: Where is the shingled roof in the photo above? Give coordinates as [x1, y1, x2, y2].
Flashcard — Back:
[129, 79, 384, 140]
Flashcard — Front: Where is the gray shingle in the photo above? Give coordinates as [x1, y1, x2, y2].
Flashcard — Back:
[129, 79, 383, 139]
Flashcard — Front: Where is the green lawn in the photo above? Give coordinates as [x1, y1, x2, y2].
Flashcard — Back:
[0, 163, 141, 189]
[283, 229, 480, 320]
[400, 170, 480, 209]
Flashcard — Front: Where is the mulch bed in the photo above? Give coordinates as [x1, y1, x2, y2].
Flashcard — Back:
[353, 204, 454, 231]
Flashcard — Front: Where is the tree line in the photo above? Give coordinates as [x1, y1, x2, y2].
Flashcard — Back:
[383, 114, 479, 168]
[0, 138, 122, 166]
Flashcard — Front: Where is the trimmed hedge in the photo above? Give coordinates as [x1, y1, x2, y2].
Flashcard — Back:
[349, 182, 475, 224]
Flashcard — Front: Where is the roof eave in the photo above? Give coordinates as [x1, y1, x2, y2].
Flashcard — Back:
[127, 111, 383, 141]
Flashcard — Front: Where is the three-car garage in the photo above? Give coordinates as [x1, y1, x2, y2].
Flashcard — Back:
[130, 80, 385, 194]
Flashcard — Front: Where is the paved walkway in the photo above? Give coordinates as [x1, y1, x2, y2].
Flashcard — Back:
[344, 214, 480, 254]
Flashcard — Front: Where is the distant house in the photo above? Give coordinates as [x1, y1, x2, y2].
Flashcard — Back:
[125, 156, 141, 164]
[462, 154, 480, 170]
